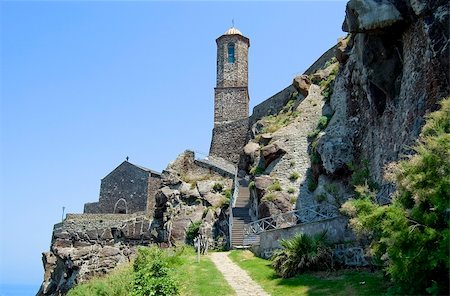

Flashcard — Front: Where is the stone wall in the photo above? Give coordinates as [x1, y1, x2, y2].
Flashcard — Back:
[216, 34, 249, 88]
[147, 175, 162, 217]
[250, 85, 297, 124]
[214, 87, 249, 124]
[210, 118, 249, 164]
[303, 45, 337, 75]
[256, 216, 353, 258]
[83, 161, 161, 215]
[38, 213, 153, 296]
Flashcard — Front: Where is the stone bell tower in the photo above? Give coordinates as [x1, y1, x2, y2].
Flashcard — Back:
[209, 27, 250, 164]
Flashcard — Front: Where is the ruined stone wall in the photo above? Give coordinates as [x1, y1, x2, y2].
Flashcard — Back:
[210, 118, 249, 165]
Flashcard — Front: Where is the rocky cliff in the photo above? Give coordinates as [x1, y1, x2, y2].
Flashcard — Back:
[242, 0, 448, 223]
[38, 0, 449, 294]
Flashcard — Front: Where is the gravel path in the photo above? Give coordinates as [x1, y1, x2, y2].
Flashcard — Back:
[210, 252, 269, 296]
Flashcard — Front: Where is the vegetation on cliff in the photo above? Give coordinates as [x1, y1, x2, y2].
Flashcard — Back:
[342, 97, 450, 295]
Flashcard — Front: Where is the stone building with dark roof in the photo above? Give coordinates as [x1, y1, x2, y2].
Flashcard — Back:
[84, 160, 161, 215]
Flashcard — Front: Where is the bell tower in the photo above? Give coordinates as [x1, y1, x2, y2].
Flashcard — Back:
[210, 27, 250, 164]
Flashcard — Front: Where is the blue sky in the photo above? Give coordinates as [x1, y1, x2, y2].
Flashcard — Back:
[0, 0, 347, 290]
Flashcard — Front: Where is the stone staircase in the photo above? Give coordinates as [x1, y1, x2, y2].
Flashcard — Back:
[231, 180, 253, 247]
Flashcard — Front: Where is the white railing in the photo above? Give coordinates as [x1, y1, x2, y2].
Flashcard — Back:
[244, 205, 339, 236]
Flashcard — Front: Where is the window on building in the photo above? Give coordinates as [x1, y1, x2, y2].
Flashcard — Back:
[228, 43, 235, 63]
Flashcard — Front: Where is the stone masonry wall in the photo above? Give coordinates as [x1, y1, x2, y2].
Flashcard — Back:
[84, 162, 161, 214]
[147, 175, 162, 217]
[250, 85, 297, 125]
[210, 118, 249, 164]
[214, 87, 249, 124]
[257, 216, 354, 258]
[38, 213, 153, 296]
[216, 35, 249, 88]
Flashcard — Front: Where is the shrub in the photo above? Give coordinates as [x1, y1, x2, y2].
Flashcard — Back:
[185, 221, 202, 245]
[132, 247, 179, 296]
[324, 183, 338, 195]
[289, 171, 300, 181]
[289, 196, 297, 204]
[317, 116, 329, 130]
[342, 97, 450, 295]
[212, 183, 224, 192]
[272, 232, 333, 278]
[287, 187, 295, 194]
[268, 181, 282, 191]
[307, 178, 318, 192]
[250, 166, 264, 175]
[348, 160, 379, 191]
[315, 193, 327, 203]
[249, 181, 255, 189]
[223, 189, 232, 200]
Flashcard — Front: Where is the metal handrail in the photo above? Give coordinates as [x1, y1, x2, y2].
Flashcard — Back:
[244, 205, 339, 236]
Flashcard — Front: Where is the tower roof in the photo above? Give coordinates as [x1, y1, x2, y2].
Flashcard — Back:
[223, 27, 243, 36]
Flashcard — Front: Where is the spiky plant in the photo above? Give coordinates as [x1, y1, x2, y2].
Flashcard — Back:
[271, 231, 333, 278]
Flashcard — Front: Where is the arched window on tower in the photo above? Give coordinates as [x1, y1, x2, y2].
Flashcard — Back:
[228, 43, 235, 63]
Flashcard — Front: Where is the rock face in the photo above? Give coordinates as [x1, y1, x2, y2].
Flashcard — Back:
[317, 0, 449, 195]
[37, 213, 150, 295]
[150, 150, 234, 249]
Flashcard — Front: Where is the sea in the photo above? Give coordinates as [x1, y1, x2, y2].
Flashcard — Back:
[0, 284, 39, 296]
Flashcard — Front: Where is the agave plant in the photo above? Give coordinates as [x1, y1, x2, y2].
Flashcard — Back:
[272, 231, 333, 278]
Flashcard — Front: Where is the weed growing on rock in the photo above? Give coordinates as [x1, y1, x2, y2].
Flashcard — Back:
[289, 172, 300, 181]
[268, 181, 282, 192]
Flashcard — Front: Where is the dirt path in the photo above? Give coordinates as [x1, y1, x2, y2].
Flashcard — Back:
[209, 252, 269, 296]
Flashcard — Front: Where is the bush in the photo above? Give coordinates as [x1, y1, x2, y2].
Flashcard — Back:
[307, 178, 318, 192]
[289, 172, 300, 181]
[132, 247, 179, 296]
[342, 97, 450, 295]
[223, 189, 232, 200]
[185, 221, 202, 245]
[250, 166, 264, 175]
[315, 193, 327, 203]
[249, 181, 255, 189]
[348, 160, 379, 191]
[287, 187, 295, 194]
[212, 183, 223, 192]
[272, 232, 333, 278]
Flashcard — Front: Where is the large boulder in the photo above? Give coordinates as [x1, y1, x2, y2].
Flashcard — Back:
[261, 141, 287, 168]
[258, 192, 292, 219]
[342, 0, 403, 33]
[254, 175, 274, 199]
[293, 75, 311, 97]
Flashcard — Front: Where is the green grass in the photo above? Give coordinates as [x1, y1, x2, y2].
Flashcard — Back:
[69, 247, 235, 296]
[177, 249, 235, 296]
[68, 263, 133, 296]
[228, 250, 388, 296]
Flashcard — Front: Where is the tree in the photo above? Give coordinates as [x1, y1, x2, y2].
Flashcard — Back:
[342, 97, 450, 295]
